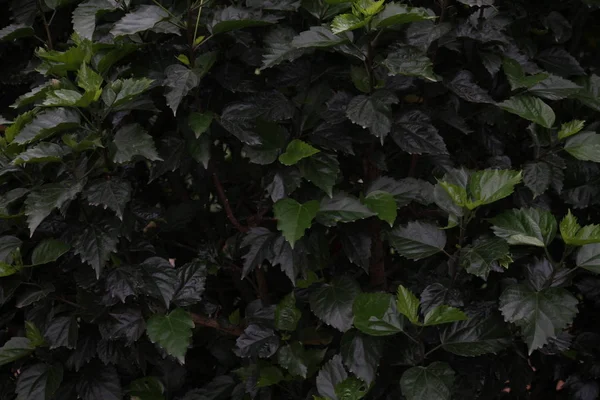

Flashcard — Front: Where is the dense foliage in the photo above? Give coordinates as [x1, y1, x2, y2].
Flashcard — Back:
[1, 0, 600, 398]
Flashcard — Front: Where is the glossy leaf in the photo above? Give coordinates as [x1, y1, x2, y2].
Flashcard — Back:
[491, 208, 557, 247]
[400, 362, 454, 400]
[498, 95, 556, 128]
[353, 292, 404, 336]
[309, 276, 361, 332]
[440, 315, 511, 356]
[274, 198, 319, 247]
[279, 139, 320, 165]
[564, 132, 600, 162]
[30, 239, 70, 266]
[387, 221, 446, 260]
[146, 309, 194, 363]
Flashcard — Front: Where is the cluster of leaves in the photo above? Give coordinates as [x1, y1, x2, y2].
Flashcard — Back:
[1, 0, 600, 399]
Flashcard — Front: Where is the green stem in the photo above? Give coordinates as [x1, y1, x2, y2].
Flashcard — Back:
[151, 0, 183, 25]
[192, 1, 204, 46]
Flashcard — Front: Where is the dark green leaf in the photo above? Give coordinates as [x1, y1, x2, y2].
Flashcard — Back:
[388, 221, 446, 260]
[363, 190, 396, 226]
[77, 364, 122, 400]
[164, 65, 201, 115]
[13, 142, 70, 165]
[102, 78, 154, 109]
[316, 192, 375, 226]
[573, 74, 600, 112]
[460, 237, 512, 280]
[446, 71, 495, 104]
[340, 330, 383, 384]
[523, 162, 552, 197]
[0, 23, 34, 41]
[527, 75, 581, 100]
[99, 307, 145, 345]
[84, 179, 131, 220]
[211, 6, 279, 34]
[490, 208, 557, 247]
[111, 5, 171, 37]
[74, 221, 119, 278]
[298, 153, 340, 197]
[261, 27, 306, 70]
[257, 366, 284, 387]
[316, 355, 348, 400]
[499, 284, 578, 353]
[353, 292, 404, 336]
[536, 47, 585, 77]
[139, 257, 178, 308]
[30, 239, 70, 266]
[400, 362, 454, 400]
[127, 377, 164, 400]
[72, 0, 119, 40]
[372, 3, 435, 29]
[334, 376, 368, 400]
[13, 108, 80, 145]
[346, 91, 398, 142]
[277, 342, 309, 377]
[173, 261, 206, 306]
[44, 316, 78, 349]
[188, 112, 213, 138]
[147, 309, 194, 363]
[440, 315, 511, 356]
[112, 124, 161, 163]
[291, 26, 348, 48]
[16, 363, 63, 400]
[423, 305, 468, 326]
[309, 276, 361, 332]
[391, 110, 448, 155]
[576, 244, 600, 274]
[234, 324, 280, 358]
[502, 58, 548, 90]
[25, 181, 84, 236]
[498, 95, 556, 128]
[383, 46, 437, 82]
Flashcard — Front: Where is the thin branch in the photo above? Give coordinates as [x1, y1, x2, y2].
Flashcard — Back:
[37, 0, 53, 50]
[191, 313, 244, 336]
[210, 166, 249, 233]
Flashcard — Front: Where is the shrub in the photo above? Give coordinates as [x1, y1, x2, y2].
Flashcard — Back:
[1, 0, 600, 399]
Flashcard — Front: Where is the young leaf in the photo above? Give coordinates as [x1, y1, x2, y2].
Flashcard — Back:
[274, 198, 319, 248]
[396, 285, 420, 325]
[466, 169, 522, 208]
[564, 132, 600, 162]
[278, 139, 320, 165]
[309, 276, 361, 332]
[400, 362, 454, 400]
[146, 309, 194, 363]
[387, 221, 447, 260]
[557, 120, 585, 140]
[353, 292, 404, 336]
[559, 210, 600, 245]
[498, 95, 556, 128]
[423, 305, 468, 326]
[490, 208, 557, 247]
[502, 58, 548, 90]
[499, 284, 578, 354]
[188, 112, 213, 138]
[363, 190, 397, 226]
[331, 14, 366, 34]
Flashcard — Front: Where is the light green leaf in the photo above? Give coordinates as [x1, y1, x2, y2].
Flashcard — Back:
[279, 139, 320, 166]
[335, 376, 368, 400]
[440, 315, 511, 357]
[257, 366, 285, 387]
[352, 0, 384, 16]
[558, 120, 585, 140]
[309, 276, 361, 332]
[396, 285, 420, 325]
[0, 337, 35, 366]
[298, 153, 340, 197]
[111, 5, 171, 37]
[387, 221, 446, 260]
[466, 169, 522, 209]
[498, 95, 556, 128]
[72, 0, 119, 40]
[490, 208, 557, 247]
[292, 26, 349, 48]
[353, 292, 404, 336]
[13, 108, 80, 145]
[188, 112, 213, 138]
[372, 3, 435, 29]
[0, 24, 34, 41]
[316, 192, 376, 227]
[383, 46, 437, 82]
[42, 89, 85, 107]
[11, 83, 53, 109]
[146, 309, 194, 363]
[164, 65, 201, 115]
[564, 132, 600, 162]
[76, 63, 103, 104]
[331, 14, 366, 34]
[30, 239, 70, 266]
[363, 190, 396, 226]
[25, 322, 45, 347]
[499, 284, 578, 354]
[24, 181, 84, 236]
[559, 210, 600, 245]
[13, 143, 70, 165]
[400, 362, 454, 400]
[112, 124, 162, 163]
[274, 198, 319, 248]
[423, 305, 468, 326]
[460, 238, 512, 280]
[275, 292, 302, 331]
[0, 263, 21, 277]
